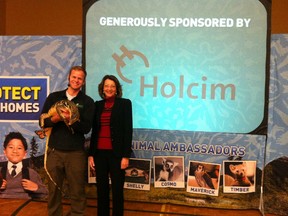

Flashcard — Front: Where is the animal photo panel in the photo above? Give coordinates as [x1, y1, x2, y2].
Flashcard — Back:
[223, 160, 256, 193]
[124, 158, 151, 191]
[153, 156, 185, 188]
[187, 161, 221, 196]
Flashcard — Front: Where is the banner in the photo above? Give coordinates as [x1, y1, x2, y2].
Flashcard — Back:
[0, 76, 48, 122]
[83, 0, 271, 213]
[3, 33, 288, 215]
[0, 36, 82, 169]
[263, 34, 288, 216]
[85, 0, 270, 134]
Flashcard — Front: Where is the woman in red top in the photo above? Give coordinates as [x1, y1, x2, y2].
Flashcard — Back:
[88, 75, 133, 216]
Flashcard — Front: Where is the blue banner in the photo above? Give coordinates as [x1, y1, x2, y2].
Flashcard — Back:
[0, 76, 48, 122]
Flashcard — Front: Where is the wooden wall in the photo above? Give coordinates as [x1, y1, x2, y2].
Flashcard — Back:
[0, 0, 287, 35]
[0, 0, 82, 35]
[272, 1, 288, 33]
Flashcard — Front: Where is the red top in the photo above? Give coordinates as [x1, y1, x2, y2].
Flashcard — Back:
[97, 97, 115, 150]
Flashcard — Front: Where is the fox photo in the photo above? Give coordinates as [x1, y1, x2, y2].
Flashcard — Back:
[223, 160, 256, 193]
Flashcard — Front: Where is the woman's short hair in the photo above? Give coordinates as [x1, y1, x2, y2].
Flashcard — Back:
[98, 75, 123, 99]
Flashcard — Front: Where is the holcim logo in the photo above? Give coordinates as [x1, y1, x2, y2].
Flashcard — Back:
[113, 45, 236, 101]
[112, 45, 149, 84]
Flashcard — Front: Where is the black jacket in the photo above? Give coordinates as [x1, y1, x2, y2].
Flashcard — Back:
[89, 98, 133, 158]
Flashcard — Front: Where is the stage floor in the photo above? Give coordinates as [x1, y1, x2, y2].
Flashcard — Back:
[0, 198, 277, 216]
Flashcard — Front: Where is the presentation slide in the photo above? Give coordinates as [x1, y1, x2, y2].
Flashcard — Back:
[85, 0, 269, 133]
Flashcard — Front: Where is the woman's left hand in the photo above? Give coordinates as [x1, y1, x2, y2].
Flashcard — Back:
[121, 157, 129, 169]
